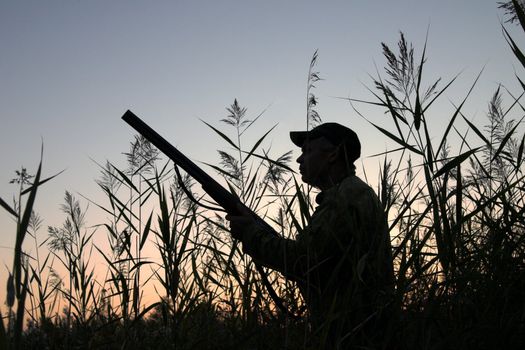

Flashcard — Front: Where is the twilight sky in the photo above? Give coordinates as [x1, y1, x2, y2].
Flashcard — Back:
[0, 0, 522, 296]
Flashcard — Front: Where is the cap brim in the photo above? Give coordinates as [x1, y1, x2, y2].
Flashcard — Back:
[290, 131, 308, 147]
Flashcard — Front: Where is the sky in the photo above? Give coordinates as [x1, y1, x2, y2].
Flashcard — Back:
[0, 0, 523, 306]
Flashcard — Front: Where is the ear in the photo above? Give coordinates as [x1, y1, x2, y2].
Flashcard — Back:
[327, 144, 342, 163]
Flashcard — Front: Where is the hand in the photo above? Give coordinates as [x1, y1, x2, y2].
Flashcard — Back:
[225, 204, 256, 240]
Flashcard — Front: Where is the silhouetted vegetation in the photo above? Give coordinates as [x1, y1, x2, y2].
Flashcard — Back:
[1, 2, 525, 349]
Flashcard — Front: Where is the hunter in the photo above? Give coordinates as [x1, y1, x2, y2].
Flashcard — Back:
[226, 122, 396, 349]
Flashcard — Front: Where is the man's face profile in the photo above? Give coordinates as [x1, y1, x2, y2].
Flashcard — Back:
[296, 137, 337, 187]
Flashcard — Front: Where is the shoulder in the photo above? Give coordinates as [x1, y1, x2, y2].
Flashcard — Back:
[325, 176, 383, 218]
[338, 176, 378, 202]
[314, 176, 382, 218]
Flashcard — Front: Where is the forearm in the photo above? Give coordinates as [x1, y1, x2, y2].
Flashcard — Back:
[239, 224, 306, 280]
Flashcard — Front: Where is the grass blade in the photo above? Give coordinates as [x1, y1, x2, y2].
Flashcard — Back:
[492, 116, 523, 162]
[433, 148, 480, 179]
[20, 169, 65, 195]
[110, 164, 139, 192]
[201, 119, 239, 149]
[503, 24, 525, 69]
[462, 115, 491, 145]
[242, 124, 277, 164]
[0, 196, 18, 217]
[516, 132, 525, 170]
[14, 146, 43, 297]
[369, 121, 422, 155]
[512, 0, 525, 33]
[139, 212, 153, 250]
[436, 69, 483, 156]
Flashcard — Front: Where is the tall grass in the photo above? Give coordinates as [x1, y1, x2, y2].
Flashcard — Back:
[0, 147, 62, 350]
[349, 21, 525, 348]
[1, 2, 525, 349]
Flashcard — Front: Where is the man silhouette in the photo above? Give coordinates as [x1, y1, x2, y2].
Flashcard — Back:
[227, 122, 395, 349]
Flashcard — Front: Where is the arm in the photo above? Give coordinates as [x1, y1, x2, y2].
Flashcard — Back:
[227, 206, 305, 280]
[227, 193, 362, 283]
[228, 179, 388, 286]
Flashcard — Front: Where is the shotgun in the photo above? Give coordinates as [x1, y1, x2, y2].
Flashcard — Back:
[121, 109, 299, 318]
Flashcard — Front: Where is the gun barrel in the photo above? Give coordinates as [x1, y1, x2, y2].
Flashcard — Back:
[122, 110, 209, 183]
[121, 110, 239, 213]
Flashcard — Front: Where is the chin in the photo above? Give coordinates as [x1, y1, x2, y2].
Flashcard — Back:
[301, 175, 315, 187]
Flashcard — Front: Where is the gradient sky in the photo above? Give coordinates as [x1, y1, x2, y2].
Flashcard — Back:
[0, 0, 522, 304]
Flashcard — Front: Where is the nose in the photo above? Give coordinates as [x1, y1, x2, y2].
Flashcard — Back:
[296, 153, 303, 164]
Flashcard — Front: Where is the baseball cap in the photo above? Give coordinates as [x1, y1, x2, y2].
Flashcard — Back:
[290, 122, 361, 162]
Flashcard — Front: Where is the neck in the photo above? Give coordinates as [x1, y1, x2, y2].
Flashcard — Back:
[317, 169, 354, 191]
